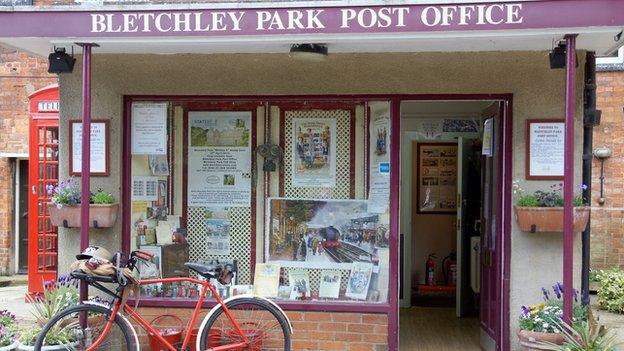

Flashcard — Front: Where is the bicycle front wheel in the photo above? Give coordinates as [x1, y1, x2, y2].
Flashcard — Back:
[198, 297, 291, 351]
[34, 303, 136, 351]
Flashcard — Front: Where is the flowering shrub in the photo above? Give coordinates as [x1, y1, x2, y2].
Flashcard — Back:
[27, 275, 79, 327]
[47, 177, 115, 207]
[519, 283, 588, 333]
[513, 181, 586, 207]
[46, 177, 81, 207]
[596, 267, 624, 314]
[0, 310, 17, 347]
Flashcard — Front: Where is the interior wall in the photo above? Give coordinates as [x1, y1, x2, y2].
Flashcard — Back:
[57, 51, 586, 350]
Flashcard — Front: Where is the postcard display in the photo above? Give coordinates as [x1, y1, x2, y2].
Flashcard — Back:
[264, 103, 392, 304]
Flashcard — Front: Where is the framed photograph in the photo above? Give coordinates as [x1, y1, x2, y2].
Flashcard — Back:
[526, 119, 565, 180]
[69, 119, 109, 176]
[416, 143, 458, 214]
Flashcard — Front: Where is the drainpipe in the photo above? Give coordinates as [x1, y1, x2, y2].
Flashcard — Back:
[582, 52, 598, 297]
[563, 34, 577, 324]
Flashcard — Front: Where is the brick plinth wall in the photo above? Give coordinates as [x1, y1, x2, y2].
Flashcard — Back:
[592, 69, 624, 271]
[131, 308, 388, 351]
[0, 44, 55, 275]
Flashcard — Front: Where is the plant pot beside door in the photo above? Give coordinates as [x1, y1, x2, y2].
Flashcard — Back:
[514, 206, 590, 233]
[517, 329, 564, 350]
[47, 203, 119, 228]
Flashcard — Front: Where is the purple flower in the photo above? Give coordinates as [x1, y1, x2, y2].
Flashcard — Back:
[580, 184, 588, 191]
[552, 283, 562, 299]
[521, 306, 531, 318]
[542, 287, 550, 301]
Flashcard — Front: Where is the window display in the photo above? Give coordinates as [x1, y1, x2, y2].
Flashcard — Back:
[127, 99, 392, 307]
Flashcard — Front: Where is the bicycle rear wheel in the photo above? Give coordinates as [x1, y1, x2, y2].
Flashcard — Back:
[197, 297, 291, 351]
[34, 303, 136, 351]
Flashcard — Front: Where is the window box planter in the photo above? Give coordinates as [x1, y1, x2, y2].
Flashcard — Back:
[517, 329, 564, 350]
[513, 206, 590, 233]
[47, 203, 119, 228]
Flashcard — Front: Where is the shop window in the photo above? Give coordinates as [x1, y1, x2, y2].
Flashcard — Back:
[127, 99, 392, 307]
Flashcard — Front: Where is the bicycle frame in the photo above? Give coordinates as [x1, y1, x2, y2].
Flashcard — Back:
[87, 276, 249, 351]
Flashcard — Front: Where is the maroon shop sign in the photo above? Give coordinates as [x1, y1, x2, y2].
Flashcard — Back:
[1, 0, 624, 38]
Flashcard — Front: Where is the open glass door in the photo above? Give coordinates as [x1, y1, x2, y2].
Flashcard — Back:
[28, 120, 59, 295]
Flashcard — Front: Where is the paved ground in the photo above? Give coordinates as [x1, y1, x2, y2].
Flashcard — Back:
[592, 295, 624, 345]
[0, 284, 34, 322]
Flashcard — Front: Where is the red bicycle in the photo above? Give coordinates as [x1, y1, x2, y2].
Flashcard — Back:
[34, 250, 292, 350]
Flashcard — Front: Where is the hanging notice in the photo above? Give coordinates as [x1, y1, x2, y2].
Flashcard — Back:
[368, 106, 391, 214]
[70, 120, 108, 176]
[417, 143, 458, 214]
[131, 102, 168, 155]
[132, 176, 159, 201]
[188, 111, 252, 207]
[291, 118, 336, 188]
[482, 118, 494, 157]
[527, 119, 564, 179]
[206, 219, 231, 256]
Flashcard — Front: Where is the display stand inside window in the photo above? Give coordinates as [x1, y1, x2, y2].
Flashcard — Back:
[126, 99, 392, 307]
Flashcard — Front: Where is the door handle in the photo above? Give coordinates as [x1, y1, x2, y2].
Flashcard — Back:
[22, 212, 28, 218]
[32, 185, 37, 195]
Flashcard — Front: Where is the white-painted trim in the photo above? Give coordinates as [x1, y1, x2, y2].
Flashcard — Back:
[597, 46, 624, 64]
[195, 294, 293, 351]
[13, 159, 20, 274]
[0, 152, 28, 158]
[8, 0, 545, 12]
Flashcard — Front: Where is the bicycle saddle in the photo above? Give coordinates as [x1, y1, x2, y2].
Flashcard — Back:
[184, 262, 217, 280]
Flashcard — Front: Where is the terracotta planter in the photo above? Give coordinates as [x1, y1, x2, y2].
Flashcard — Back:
[517, 329, 564, 350]
[47, 203, 119, 228]
[514, 206, 590, 233]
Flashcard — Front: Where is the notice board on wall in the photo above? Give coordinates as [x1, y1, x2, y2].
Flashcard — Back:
[526, 119, 564, 180]
[416, 142, 458, 214]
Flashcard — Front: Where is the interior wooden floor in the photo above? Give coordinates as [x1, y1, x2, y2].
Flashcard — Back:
[399, 307, 481, 351]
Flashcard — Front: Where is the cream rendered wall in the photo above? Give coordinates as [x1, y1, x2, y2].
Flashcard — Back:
[58, 51, 585, 350]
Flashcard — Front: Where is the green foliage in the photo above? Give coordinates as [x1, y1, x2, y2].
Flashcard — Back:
[19, 325, 76, 347]
[26, 280, 79, 327]
[597, 268, 624, 313]
[517, 195, 539, 207]
[519, 301, 587, 333]
[90, 189, 115, 204]
[535, 317, 620, 351]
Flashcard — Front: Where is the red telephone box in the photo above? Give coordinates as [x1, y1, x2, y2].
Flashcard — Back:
[28, 84, 59, 295]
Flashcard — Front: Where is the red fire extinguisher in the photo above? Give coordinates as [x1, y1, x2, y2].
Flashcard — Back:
[442, 252, 457, 286]
[425, 254, 436, 286]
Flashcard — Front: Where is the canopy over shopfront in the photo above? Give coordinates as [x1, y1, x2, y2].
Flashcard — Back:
[1, 1, 623, 350]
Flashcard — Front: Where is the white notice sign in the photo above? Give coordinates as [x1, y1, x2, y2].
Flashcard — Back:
[187, 111, 252, 207]
[71, 121, 107, 175]
[367, 103, 391, 214]
[528, 121, 564, 178]
[131, 102, 168, 155]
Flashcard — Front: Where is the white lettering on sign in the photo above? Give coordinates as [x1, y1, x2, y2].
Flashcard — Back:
[37, 101, 59, 112]
[90, 4, 523, 33]
[421, 4, 522, 26]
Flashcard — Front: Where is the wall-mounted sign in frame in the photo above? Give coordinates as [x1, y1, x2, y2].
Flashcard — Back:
[69, 119, 110, 176]
[416, 142, 458, 214]
[526, 119, 565, 180]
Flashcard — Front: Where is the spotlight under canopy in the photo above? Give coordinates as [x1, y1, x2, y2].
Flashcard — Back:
[289, 44, 328, 61]
[48, 47, 75, 74]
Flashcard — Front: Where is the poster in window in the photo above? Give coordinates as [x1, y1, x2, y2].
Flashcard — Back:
[253, 263, 281, 298]
[291, 118, 336, 188]
[265, 198, 387, 270]
[367, 105, 391, 214]
[187, 111, 252, 207]
[319, 270, 342, 299]
[206, 219, 231, 256]
[345, 261, 373, 300]
[526, 119, 564, 179]
[69, 120, 109, 176]
[417, 143, 458, 214]
[131, 102, 168, 155]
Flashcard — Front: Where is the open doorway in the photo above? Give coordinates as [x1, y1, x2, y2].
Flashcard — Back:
[399, 100, 503, 351]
